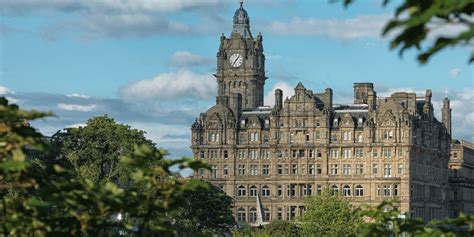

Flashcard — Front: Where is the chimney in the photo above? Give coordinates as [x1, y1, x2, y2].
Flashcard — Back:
[274, 89, 283, 110]
[367, 90, 377, 111]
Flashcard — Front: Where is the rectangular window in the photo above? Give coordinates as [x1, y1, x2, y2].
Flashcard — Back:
[316, 184, 322, 195]
[384, 164, 392, 177]
[211, 165, 218, 178]
[223, 165, 228, 176]
[285, 164, 289, 175]
[372, 148, 378, 158]
[291, 164, 298, 175]
[292, 150, 297, 158]
[308, 164, 314, 175]
[398, 147, 403, 157]
[372, 164, 378, 175]
[290, 133, 295, 143]
[343, 164, 351, 175]
[301, 164, 305, 175]
[200, 151, 205, 159]
[305, 132, 310, 142]
[343, 149, 351, 159]
[309, 149, 314, 158]
[331, 164, 339, 175]
[394, 184, 400, 196]
[223, 150, 228, 159]
[383, 148, 392, 158]
[355, 148, 363, 158]
[263, 164, 270, 175]
[317, 149, 322, 158]
[277, 164, 283, 175]
[383, 184, 391, 196]
[398, 164, 403, 175]
[250, 165, 258, 175]
[277, 185, 283, 197]
[238, 165, 246, 176]
[356, 164, 364, 175]
[299, 149, 305, 158]
[316, 131, 321, 140]
[316, 164, 322, 175]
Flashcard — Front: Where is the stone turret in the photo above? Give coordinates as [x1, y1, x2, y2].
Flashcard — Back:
[442, 96, 452, 135]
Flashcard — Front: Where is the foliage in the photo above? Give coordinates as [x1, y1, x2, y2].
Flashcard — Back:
[49, 115, 156, 185]
[301, 189, 363, 236]
[264, 220, 300, 237]
[337, 0, 474, 64]
[0, 97, 212, 236]
[358, 201, 474, 237]
[172, 181, 235, 236]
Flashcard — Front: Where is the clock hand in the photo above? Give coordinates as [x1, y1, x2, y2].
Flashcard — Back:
[233, 57, 239, 65]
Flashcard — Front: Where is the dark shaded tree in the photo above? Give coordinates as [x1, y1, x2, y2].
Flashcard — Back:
[265, 220, 300, 237]
[173, 181, 235, 236]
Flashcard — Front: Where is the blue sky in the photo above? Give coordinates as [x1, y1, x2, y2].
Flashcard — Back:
[1, 0, 473, 160]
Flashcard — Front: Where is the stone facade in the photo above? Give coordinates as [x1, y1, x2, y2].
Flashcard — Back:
[191, 2, 454, 223]
[449, 140, 474, 217]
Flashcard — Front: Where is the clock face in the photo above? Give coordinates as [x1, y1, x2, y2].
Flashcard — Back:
[229, 53, 243, 67]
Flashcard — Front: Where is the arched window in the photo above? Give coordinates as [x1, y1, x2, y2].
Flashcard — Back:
[238, 185, 246, 197]
[237, 207, 246, 222]
[263, 208, 270, 222]
[331, 184, 339, 195]
[262, 185, 270, 197]
[343, 185, 351, 196]
[233, 81, 237, 88]
[249, 207, 257, 223]
[250, 185, 257, 197]
[333, 118, 339, 127]
[355, 185, 364, 197]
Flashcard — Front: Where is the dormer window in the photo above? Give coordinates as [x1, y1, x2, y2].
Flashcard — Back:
[358, 118, 363, 127]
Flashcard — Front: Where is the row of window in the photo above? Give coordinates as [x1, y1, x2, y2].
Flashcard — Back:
[208, 163, 404, 178]
[201, 147, 404, 160]
[235, 183, 400, 198]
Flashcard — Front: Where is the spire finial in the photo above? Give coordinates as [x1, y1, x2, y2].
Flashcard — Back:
[239, 0, 244, 7]
[444, 88, 449, 98]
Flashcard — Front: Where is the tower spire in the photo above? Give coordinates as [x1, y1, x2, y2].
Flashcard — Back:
[232, 0, 252, 38]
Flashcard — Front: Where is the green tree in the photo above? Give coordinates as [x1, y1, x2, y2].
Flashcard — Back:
[301, 189, 363, 236]
[0, 97, 209, 236]
[358, 201, 474, 236]
[264, 220, 300, 237]
[338, 0, 474, 64]
[172, 181, 235, 236]
[49, 115, 156, 185]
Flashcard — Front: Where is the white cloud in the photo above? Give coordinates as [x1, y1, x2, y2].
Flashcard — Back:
[0, 0, 225, 14]
[120, 69, 216, 101]
[450, 68, 461, 79]
[168, 51, 212, 67]
[264, 81, 295, 106]
[58, 103, 97, 112]
[0, 85, 14, 95]
[265, 15, 389, 40]
[67, 93, 90, 98]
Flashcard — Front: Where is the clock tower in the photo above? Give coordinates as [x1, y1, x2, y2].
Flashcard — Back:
[215, 0, 266, 110]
